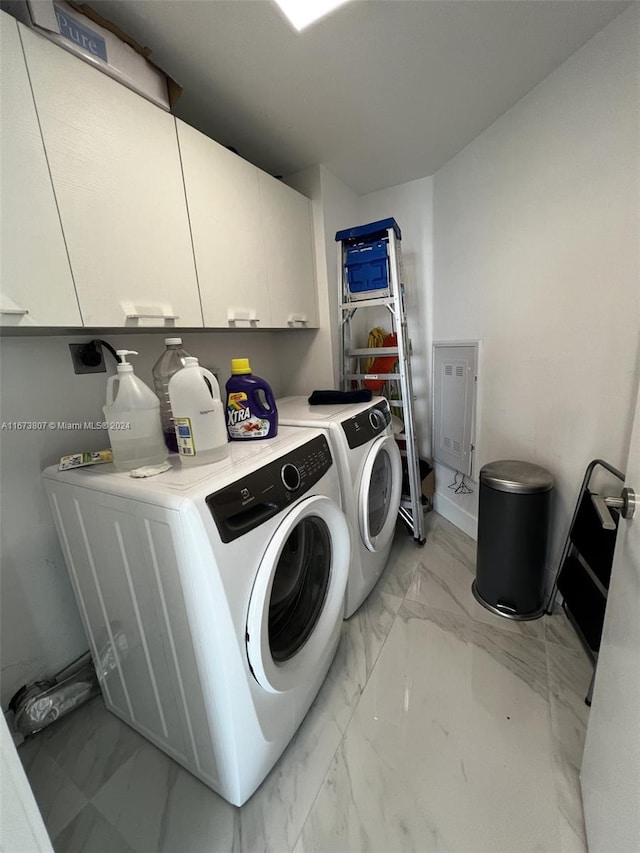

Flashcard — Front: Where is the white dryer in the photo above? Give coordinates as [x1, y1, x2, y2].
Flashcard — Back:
[277, 397, 402, 617]
[42, 427, 349, 806]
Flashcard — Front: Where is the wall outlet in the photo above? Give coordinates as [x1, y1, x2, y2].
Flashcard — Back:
[69, 342, 106, 374]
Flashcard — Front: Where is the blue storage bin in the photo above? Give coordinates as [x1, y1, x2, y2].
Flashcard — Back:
[345, 240, 389, 297]
[335, 218, 401, 244]
[336, 218, 400, 300]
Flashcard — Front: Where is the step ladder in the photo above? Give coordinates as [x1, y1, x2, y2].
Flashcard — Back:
[546, 458, 624, 705]
[336, 218, 426, 545]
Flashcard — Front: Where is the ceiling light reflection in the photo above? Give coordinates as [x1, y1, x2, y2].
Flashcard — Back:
[272, 0, 350, 31]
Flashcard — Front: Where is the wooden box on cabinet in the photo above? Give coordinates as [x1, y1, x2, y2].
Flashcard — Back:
[17, 0, 181, 111]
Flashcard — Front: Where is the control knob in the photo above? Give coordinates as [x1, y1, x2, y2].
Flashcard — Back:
[281, 463, 301, 492]
[369, 409, 384, 431]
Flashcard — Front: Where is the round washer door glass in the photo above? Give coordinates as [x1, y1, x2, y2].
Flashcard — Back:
[246, 495, 350, 694]
[360, 434, 402, 553]
[368, 450, 393, 537]
[269, 516, 331, 662]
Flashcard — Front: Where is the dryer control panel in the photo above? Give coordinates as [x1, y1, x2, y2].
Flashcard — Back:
[341, 401, 391, 449]
[206, 435, 333, 543]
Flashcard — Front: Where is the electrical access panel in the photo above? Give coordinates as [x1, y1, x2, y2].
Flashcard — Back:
[433, 344, 478, 477]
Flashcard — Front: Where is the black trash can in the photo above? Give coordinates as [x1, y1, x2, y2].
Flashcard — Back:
[472, 460, 554, 621]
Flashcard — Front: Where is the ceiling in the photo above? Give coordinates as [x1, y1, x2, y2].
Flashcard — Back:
[92, 0, 631, 194]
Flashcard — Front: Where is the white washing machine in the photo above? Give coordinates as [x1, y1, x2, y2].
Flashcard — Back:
[277, 396, 402, 618]
[42, 427, 350, 806]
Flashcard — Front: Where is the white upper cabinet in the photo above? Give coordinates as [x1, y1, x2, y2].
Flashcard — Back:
[4, 17, 317, 331]
[0, 12, 81, 327]
[176, 120, 271, 329]
[20, 25, 202, 329]
[178, 120, 318, 330]
[258, 172, 318, 329]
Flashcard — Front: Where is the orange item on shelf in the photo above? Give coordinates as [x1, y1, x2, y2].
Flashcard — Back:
[364, 333, 398, 393]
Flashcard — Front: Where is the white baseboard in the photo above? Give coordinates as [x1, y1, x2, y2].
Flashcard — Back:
[433, 490, 478, 540]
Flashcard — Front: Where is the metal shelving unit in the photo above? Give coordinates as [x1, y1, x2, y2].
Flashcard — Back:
[336, 218, 426, 545]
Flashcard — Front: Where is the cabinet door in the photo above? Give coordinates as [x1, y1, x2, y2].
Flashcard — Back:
[0, 13, 81, 327]
[177, 120, 271, 329]
[258, 173, 318, 329]
[20, 25, 202, 328]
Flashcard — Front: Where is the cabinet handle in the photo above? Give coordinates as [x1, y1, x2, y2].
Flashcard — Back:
[125, 313, 179, 321]
[227, 311, 260, 327]
[1, 308, 29, 315]
[287, 314, 308, 327]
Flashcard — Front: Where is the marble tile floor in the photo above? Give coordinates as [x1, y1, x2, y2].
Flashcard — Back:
[19, 512, 592, 853]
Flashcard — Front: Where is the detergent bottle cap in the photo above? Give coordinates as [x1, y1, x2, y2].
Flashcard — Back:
[164, 337, 183, 346]
[182, 357, 199, 367]
[116, 350, 138, 373]
[231, 358, 252, 375]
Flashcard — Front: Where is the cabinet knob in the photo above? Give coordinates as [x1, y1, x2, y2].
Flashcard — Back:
[1, 308, 29, 315]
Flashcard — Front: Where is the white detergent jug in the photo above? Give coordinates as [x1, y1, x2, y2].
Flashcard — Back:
[103, 350, 167, 471]
[168, 357, 229, 465]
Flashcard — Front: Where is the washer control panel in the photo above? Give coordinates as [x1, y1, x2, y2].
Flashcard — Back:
[341, 400, 391, 449]
[206, 435, 333, 543]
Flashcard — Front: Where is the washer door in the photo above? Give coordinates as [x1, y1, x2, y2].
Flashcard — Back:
[246, 495, 350, 693]
[359, 434, 402, 553]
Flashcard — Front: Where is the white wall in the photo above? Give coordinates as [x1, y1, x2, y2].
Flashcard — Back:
[319, 165, 361, 386]
[0, 330, 282, 707]
[1, 713, 53, 852]
[281, 167, 434, 419]
[274, 166, 329, 395]
[433, 5, 640, 573]
[277, 165, 361, 395]
[275, 165, 359, 395]
[359, 178, 434, 460]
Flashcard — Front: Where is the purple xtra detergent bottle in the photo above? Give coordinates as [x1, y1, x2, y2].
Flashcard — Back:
[225, 358, 278, 440]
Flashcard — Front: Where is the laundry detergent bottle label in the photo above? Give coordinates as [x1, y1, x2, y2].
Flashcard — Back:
[227, 391, 272, 438]
[225, 359, 278, 440]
